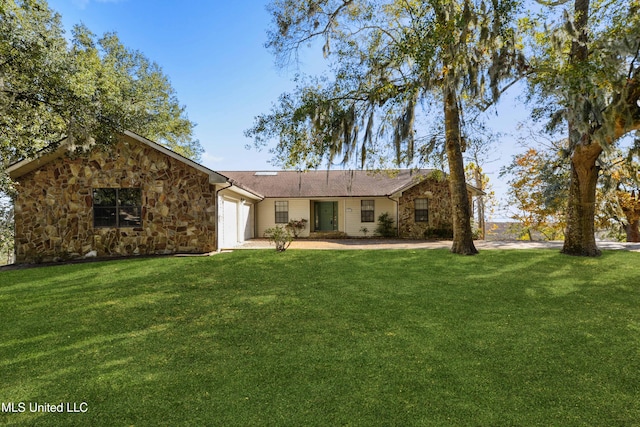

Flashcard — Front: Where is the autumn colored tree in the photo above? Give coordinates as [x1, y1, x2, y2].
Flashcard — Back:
[248, 0, 524, 255]
[617, 191, 640, 242]
[500, 148, 568, 240]
[597, 149, 640, 242]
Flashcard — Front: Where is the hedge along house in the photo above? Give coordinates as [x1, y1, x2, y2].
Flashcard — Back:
[220, 170, 484, 240]
[8, 131, 261, 263]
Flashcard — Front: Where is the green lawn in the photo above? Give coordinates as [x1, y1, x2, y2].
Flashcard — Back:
[1, 249, 639, 426]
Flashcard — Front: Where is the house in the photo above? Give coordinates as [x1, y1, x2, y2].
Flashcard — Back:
[7, 132, 482, 263]
[220, 169, 483, 240]
[7, 131, 260, 263]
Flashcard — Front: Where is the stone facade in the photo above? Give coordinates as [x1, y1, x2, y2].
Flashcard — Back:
[13, 135, 217, 263]
[398, 175, 456, 239]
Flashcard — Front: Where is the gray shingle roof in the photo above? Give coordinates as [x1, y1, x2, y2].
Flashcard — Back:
[218, 169, 441, 198]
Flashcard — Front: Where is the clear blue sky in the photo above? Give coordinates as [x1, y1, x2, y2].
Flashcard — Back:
[47, 0, 530, 219]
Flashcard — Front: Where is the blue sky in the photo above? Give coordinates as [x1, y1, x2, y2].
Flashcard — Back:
[49, 0, 302, 171]
[47, 0, 530, 219]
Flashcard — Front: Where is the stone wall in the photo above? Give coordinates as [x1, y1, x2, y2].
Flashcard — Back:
[398, 175, 455, 239]
[13, 135, 217, 263]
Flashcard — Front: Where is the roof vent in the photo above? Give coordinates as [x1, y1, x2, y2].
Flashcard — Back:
[254, 171, 278, 176]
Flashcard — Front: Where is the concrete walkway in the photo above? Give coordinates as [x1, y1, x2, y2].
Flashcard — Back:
[234, 238, 640, 252]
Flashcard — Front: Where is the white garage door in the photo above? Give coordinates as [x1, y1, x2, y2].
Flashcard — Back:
[222, 198, 239, 249]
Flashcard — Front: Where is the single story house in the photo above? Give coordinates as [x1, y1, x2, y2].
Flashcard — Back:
[7, 132, 482, 263]
[221, 169, 482, 241]
[7, 131, 261, 263]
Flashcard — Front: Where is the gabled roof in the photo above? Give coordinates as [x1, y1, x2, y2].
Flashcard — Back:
[219, 169, 476, 198]
[7, 131, 230, 185]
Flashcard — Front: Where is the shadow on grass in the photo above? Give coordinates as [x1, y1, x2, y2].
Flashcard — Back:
[1, 250, 639, 425]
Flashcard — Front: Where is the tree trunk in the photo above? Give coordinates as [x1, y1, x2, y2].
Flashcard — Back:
[561, 140, 602, 256]
[561, 0, 603, 256]
[473, 167, 486, 240]
[561, 0, 639, 254]
[625, 220, 640, 242]
[444, 86, 478, 255]
[621, 191, 640, 242]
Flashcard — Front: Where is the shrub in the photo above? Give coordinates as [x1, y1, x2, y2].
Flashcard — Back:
[423, 227, 454, 239]
[375, 212, 397, 237]
[285, 218, 308, 238]
[264, 226, 293, 252]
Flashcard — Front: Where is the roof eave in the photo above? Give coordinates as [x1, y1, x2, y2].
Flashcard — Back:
[7, 143, 68, 179]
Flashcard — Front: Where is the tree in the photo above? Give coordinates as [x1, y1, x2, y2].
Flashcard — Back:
[68, 25, 202, 160]
[463, 123, 501, 239]
[500, 147, 568, 240]
[1, 0, 201, 192]
[0, 0, 69, 163]
[248, 0, 524, 255]
[525, 0, 640, 255]
[597, 148, 640, 242]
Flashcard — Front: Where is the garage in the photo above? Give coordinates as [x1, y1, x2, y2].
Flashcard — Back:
[221, 197, 240, 249]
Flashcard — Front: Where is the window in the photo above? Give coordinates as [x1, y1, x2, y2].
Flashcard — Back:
[361, 200, 375, 222]
[275, 201, 289, 223]
[415, 198, 429, 222]
[93, 188, 142, 228]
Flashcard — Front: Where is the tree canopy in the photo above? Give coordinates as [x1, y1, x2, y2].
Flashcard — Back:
[501, 147, 568, 240]
[248, 0, 524, 254]
[0, 0, 201, 192]
[523, 0, 640, 255]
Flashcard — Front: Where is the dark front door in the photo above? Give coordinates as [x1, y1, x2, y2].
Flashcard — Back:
[315, 201, 338, 231]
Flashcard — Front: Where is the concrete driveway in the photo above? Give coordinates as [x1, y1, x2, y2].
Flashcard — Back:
[234, 239, 640, 252]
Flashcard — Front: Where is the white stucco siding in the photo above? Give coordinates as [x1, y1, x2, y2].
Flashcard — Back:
[256, 197, 397, 237]
[344, 198, 397, 236]
[256, 198, 311, 238]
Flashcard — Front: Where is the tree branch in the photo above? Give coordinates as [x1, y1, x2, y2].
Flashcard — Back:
[288, 0, 354, 55]
[0, 88, 64, 109]
[628, 41, 640, 81]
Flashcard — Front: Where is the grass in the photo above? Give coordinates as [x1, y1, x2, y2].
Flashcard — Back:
[1, 249, 639, 426]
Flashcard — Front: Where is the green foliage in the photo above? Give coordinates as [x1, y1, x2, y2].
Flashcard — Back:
[264, 225, 293, 251]
[0, 0, 69, 161]
[375, 211, 396, 237]
[2, 251, 640, 425]
[524, 0, 640, 145]
[0, 0, 201, 191]
[524, 0, 640, 251]
[249, 0, 524, 254]
[248, 0, 525, 170]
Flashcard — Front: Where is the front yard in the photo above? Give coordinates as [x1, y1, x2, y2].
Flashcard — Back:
[1, 249, 639, 425]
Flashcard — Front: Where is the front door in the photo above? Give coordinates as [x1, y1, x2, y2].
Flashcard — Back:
[315, 201, 338, 231]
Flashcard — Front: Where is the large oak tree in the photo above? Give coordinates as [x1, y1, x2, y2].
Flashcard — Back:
[526, 0, 640, 255]
[0, 0, 201, 193]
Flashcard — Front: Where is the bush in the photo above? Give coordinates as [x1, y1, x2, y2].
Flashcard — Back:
[423, 227, 454, 239]
[375, 212, 397, 238]
[264, 226, 293, 252]
[285, 218, 308, 238]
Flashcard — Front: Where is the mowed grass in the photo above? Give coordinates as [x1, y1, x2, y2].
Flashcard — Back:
[1, 249, 639, 426]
